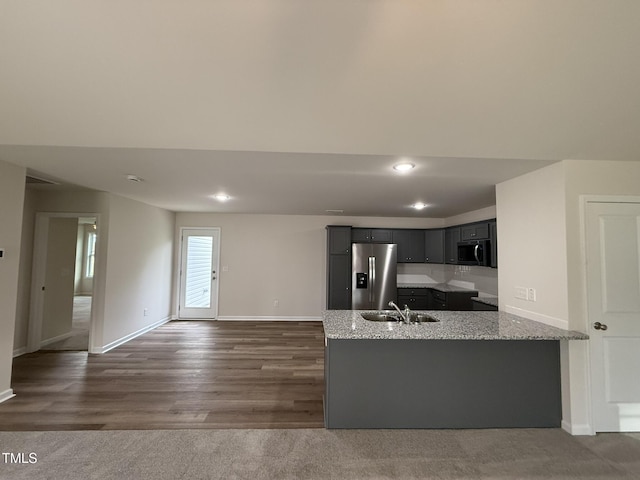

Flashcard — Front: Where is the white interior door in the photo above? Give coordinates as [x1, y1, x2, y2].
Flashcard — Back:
[178, 228, 220, 319]
[587, 201, 640, 432]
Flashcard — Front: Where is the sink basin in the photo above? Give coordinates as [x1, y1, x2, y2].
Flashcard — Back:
[409, 313, 439, 323]
[360, 312, 440, 323]
[361, 313, 400, 322]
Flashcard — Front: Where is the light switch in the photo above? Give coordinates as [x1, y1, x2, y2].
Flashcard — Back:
[0, 248, 4, 259]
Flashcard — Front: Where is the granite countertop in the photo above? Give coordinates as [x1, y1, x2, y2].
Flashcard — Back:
[322, 310, 588, 341]
[397, 282, 478, 293]
[471, 296, 499, 307]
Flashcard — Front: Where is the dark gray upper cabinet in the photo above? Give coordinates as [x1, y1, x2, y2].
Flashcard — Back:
[489, 220, 498, 268]
[424, 229, 445, 264]
[328, 226, 351, 254]
[351, 228, 393, 243]
[392, 229, 425, 263]
[445, 227, 461, 264]
[461, 222, 490, 241]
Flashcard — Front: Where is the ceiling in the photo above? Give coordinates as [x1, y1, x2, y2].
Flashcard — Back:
[1, 1, 639, 217]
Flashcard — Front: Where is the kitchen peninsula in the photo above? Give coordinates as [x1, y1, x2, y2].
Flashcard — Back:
[322, 310, 587, 429]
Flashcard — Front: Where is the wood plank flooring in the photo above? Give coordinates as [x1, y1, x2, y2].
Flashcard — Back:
[1, 321, 325, 430]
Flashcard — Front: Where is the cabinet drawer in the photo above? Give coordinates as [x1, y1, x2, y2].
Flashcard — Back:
[397, 295, 429, 309]
[397, 288, 428, 297]
[431, 290, 446, 302]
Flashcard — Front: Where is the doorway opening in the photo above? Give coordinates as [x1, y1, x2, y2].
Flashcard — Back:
[29, 213, 100, 353]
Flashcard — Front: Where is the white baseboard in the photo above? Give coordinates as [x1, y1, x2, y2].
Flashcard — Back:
[13, 347, 27, 358]
[562, 420, 594, 436]
[40, 331, 74, 347]
[95, 316, 172, 354]
[504, 305, 569, 330]
[217, 316, 322, 322]
[0, 389, 15, 404]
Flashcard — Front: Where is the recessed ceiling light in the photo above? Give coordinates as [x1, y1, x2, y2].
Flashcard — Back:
[412, 202, 428, 210]
[213, 193, 231, 202]
[393, 162, 415, 173]
[126, 174, 144, 182]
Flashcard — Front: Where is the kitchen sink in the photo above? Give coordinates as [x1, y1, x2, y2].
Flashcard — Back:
[409, 313, 439, 323]
[361, 312, 439, 323]
[361, 313, 400, 322]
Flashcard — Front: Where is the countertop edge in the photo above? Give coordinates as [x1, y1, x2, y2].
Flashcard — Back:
[322, 310, 589, 341]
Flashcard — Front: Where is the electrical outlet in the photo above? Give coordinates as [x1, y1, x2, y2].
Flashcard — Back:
[273, 299, 279, 307]
[515, 286, 528, 300]
[527, 288, 537, 302]
[144, 308, 149, 316]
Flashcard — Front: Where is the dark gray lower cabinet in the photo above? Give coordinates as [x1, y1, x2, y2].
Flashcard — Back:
[327, 255, 351, 309]
[324, 338, 561, 428]
[430, 289, 477, 310]
[397, 288, 429, 309]
[472, 300, 499, 311]
[397, 288, 478, 310]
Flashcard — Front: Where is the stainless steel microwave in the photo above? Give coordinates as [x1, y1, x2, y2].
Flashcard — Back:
[457, 240, 490, 266]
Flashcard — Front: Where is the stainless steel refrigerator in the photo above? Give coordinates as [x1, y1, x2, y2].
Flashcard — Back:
[351, 243, 397, 310]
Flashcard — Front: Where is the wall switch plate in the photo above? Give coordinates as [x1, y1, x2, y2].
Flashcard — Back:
[515, 286, 528, 300]
[144, 308, 149, 316]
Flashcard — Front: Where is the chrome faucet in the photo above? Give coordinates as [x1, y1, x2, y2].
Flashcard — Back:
[388, 301, 411, 324]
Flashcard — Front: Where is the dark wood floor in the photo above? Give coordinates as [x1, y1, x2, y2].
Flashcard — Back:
[1, 321, 325, 430]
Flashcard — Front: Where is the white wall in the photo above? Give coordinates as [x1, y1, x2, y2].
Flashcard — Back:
[444, 205, 496, 227]
[496, 159, 640, 435]
[14, 189, 175, 353]
[13, 189, 36, 355]
[101, 195, 175, 348]
[563, 160, 640, 433]
[175, 213, 444, 319]
[0, 160, 26, 402]
[13, 189, 111, 353]
[496, 162, 569, 328]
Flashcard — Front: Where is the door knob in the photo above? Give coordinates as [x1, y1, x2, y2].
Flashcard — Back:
[593, 322, 608, 331]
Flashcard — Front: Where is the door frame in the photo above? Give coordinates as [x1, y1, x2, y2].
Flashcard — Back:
[177, 227, 221, 320]
[28, 212, 102, 353]
[580, 195, 640, 434]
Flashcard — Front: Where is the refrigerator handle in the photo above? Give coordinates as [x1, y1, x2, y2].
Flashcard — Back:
[369, 256, 375, 305]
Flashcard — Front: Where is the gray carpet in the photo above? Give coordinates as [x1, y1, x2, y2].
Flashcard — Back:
[1, 429, 639, 479]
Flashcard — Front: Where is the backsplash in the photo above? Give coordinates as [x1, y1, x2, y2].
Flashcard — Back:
[397, 263, 498, 296]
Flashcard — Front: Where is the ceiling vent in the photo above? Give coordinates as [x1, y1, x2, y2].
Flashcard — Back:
[26, 175, 59, 185]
